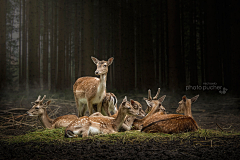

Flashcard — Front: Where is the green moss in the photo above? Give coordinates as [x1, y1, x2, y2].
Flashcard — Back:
[2, 128, 240, 144]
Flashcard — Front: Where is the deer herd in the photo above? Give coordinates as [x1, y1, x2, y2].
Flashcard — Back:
[27, 57, 200, 138]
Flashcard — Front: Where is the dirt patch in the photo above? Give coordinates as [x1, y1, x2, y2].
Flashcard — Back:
[1, 136, 240, 159]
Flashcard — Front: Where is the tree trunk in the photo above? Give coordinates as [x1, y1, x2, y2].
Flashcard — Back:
[81, 0, 94, 77]
[0, 0, 6, 89]
[19, 0, 22, 87]
[74, 1, 79, 80]
[189, 0, 198, 86]
[141, 0, 154, 90]
[50, 0, 54, 90]
[28, 0, 39, 88]
[43, 0, 48, 90]
[119, 0, 134, 91]
[65, 2, 71, 89]
[51, 0, 57, 91]
[205, 0, 222, 87]
[167, 0, 183, 92]
[229, 0, 240, 93]
[56, 0, 65, 90]
[21, 0, 27, 89]
[134, 0, 143, 90]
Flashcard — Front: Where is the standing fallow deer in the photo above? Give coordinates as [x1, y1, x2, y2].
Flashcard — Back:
[73, 57, 114, 117]
[141, 95, 199, 134]
[64, 96, 143, 138]
[27, 95, 78, 129]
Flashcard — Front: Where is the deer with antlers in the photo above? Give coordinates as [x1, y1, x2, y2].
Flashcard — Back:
[104, 88, 166, 131]
[27, 95, 78, 129]
[129, 88, 166, 130]
[65, 96, 144, 138]
[141, 95, 199, 134]
[73, 57, 114, 117]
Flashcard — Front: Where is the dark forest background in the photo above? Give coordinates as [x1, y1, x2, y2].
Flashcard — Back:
[0, 0, 240, 95]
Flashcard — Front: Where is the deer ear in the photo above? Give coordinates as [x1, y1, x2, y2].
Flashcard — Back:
[107, 57, 114, 66]
[145, 100, 152, 107]
[191, 95, 199, 103]
[31, 102, 36, 105]
[91, 56, 99, 64]
[122, 96, 127, 103]
[44, 100, 51, 107]
[182, 95, 187, 102]
[158, 95, 166, 103]
[130, 99, 135, 105]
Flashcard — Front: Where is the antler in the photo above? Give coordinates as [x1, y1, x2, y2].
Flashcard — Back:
[41, 95, 46, 102]
[153, 88, 160, 100]
[35, 95, 42, 103]
[143, 89, 153, 101]
[35, 95, 46, 103]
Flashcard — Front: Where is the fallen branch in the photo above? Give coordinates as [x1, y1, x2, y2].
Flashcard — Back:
[216, 123, 224, 131]
[0, 122, 36, 128]
[0, 108, 28, 113]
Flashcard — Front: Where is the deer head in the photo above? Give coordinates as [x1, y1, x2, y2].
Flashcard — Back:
[91, 57, 114, 75]
[27, 95, 51, 116]
[130, 100, 146, 117]
[176, 95, 199, 117]
[144, 88, 166, 114]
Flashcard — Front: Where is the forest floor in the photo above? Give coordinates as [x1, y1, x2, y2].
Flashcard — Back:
[0, 90, 240, 159]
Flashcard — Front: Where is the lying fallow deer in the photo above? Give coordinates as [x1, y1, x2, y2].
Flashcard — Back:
[144, 88, 166, 114]
[131, 88, 166, 130]
[65, 96, 143, 138]
[141, 95, 199, 134]
[114, 88, 166, 131]
[73, 57, 114, 117]
[89, 98, 146, 131]
[27, 95, 78, 129]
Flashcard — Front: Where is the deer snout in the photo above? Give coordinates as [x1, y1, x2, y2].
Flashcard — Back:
[95, 71, 99, 75]
[176, 108, 180, 113]
[26, 111, 32, 116]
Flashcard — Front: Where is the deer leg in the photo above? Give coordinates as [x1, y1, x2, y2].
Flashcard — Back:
[77, 102, 85, 117]
[74, 95, 83, 117]
[97, 102, 102, 113]
[87, 101, 93, 115]
[101, 107, 108, 116]
[81, 104, 88, 116]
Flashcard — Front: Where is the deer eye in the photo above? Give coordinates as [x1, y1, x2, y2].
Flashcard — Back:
[103, 65, 107, 67]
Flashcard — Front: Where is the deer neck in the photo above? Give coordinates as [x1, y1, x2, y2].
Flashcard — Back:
[184, 104, 193, 118]
[38, 110, 53, 129]
[113, 107, 127, 131]
[138, 105, 159, 122]
[98, 74, 107, 92]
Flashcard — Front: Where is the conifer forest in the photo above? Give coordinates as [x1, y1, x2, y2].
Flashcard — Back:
[0, 0, 239, 94]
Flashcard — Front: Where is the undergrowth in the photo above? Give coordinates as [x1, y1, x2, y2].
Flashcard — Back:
[2, 128, 240, 144]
